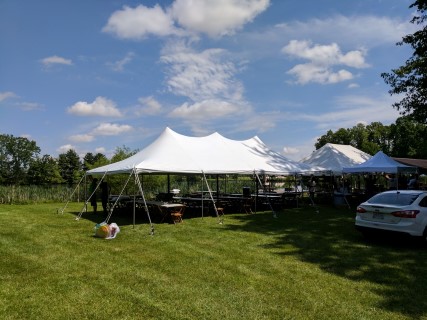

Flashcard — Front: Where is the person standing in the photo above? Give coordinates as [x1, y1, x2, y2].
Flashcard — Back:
[100, 181, 110, 214]
[309, 175, 316, 200]
[89, 178, 98, 213]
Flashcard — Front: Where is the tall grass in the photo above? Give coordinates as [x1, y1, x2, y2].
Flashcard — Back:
[0, 175, 262, 205]
[0, 185, 83, 204]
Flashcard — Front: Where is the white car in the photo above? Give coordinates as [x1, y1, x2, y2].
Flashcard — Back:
[355, 190, 427, 241]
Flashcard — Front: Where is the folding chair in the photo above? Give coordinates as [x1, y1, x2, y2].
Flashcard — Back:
[170, 205, 186, 224]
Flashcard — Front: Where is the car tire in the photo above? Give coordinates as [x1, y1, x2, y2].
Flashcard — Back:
[422, 227, 427, 246]
[356, 226, 374, 240]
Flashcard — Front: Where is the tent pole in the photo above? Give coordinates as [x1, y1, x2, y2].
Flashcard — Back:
[135, 170, 154, 235]
[294, 174, 299, 208]
[254, 172, 257, 213]
[201, 175, 204, 219]
[104, 170, 133, 224]
[59, 174, 85, 214]
[76, 171, 108, 220]
[216, 175, 219, 200]
[255, 172, 276, 218]
[202, 171, 223, 224]
[133, 173, 136, 228]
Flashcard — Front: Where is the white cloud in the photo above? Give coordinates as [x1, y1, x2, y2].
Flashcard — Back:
[108, 52, 135, 71]
[95, 147, 106, 154]
[18, 102, 44, 111]
[161, 41, 254, 124]
[57, 144, 75, 153]
[282, 146, 299, 155]
[40, 55, 73, 67]
[103, 0, 270, 40]
[91, 123, 133, 136]
[232, 112, 278, 133]
[69, 134, 94, 143]
[135, 96, 163, 116]
[275, 15, 414, 47]
[289, 94, 400, 130]
[161, 41, 244, 102]
[282, 40, 368, 84]
[102, 4, 179, 39]
[169, 99, 247, 120]
[171, 0, 270, 37]
[287, 63, 354, 85]
[0, 91, 17, 102]
[67, 97, 122, 117]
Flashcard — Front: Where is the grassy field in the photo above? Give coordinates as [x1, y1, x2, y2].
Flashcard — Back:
[1, 202, 426, 320]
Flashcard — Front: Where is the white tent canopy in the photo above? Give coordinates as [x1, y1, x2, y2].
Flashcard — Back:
[88, 127, 323, 176]
[342, 151, 417, 174]
[300, 143, 372, 175]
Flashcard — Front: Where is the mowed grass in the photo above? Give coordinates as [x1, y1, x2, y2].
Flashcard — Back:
[1, 202, 426, 320]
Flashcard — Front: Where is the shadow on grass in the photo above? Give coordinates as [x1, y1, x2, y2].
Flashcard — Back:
[224, 205, 427, 319]
[69, 208, 152, 226]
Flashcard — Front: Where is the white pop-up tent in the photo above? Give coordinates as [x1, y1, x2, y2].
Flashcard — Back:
[342, 151, 417, 174]
[300, 143, 372, 175]
[72, 128, 325, 230]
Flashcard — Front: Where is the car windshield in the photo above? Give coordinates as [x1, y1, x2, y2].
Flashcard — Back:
[367, 192, 420, 206]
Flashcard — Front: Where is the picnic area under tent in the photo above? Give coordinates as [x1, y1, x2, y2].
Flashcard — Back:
[69, 127, 326, 231]
[336, 151, 419, 207]
[342, 151, 417, 174]
[300, 143, 372, 175]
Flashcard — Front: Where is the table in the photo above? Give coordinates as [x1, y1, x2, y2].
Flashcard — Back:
[144, 201, 186, 223]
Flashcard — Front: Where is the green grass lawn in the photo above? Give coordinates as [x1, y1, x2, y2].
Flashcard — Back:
[1, 203, 426, 320]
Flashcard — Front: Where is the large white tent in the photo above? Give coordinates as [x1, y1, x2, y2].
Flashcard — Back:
[300, 143, 372, 175]
[342, 151, 417, 174]
[88, 127, 322, 176]
[75, 128, 325, 229]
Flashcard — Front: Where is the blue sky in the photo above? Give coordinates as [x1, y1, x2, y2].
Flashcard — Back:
[0, 0, 416, 161]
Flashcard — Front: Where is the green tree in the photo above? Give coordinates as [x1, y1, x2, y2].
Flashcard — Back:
[315, 117, 426, 158]
[82, 152, 109, 171]
[381, 0, 427, 124]
[58, 149, 82, 186]
[0, 134, 40, 184]
[348, 123, 368, 150]
[315, 128, 351, 149]
[82, 152, 96, 171]
[389, 116, 427, 158]
[111, 146, 138, 163]
[92, 153, 109, 168]
[365, 122, 391, 154]
[27, 155, 63, 185]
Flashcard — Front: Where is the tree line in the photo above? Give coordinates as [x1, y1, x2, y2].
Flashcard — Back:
[316, 116, 427, 158]
[1, 115, 426, 186]
[0, 134, 137, 186]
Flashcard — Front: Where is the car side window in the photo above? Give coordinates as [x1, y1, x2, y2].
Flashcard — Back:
[419, 196, 427, 207]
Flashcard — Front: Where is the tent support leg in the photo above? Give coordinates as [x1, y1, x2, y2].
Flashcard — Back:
[59, 174, 85, 214]
[76, 171, 108, 220]
[255, 172, 276, 218]
[135, 171, 154, 236]
[104, 170, 133, 223]
[202, 171, 223, 224]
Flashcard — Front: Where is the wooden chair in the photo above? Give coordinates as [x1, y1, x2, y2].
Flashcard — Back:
[215, 201, 225, 216]
[170, 205, 185, 224]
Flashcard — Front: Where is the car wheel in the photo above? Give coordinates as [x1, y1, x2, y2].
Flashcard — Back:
[422, 228, 427, 246]
[356, 226, 374, 240]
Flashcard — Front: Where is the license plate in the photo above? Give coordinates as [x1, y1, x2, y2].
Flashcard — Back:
[372, 212, 384, 220]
